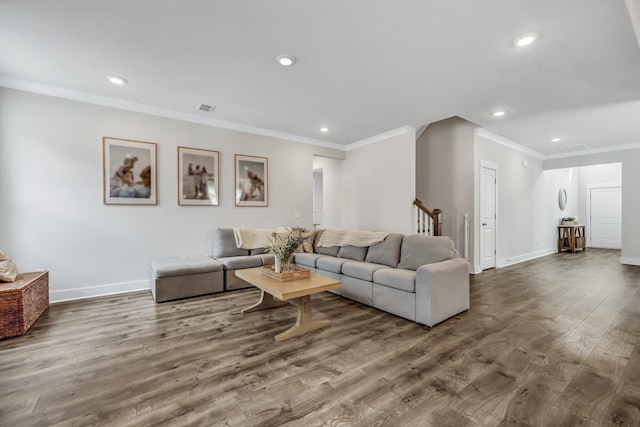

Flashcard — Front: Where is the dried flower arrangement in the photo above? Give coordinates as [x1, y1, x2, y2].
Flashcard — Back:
[265, 230, 311, 272]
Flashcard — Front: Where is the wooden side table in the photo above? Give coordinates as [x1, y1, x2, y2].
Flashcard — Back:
[557, 225, 586, 253]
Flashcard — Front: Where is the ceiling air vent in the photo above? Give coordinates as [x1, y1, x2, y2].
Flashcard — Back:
[559, 144, 588, 153]
[197, 103, 215, 113]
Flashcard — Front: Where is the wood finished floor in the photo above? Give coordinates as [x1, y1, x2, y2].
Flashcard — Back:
[1, 249, 640, 426]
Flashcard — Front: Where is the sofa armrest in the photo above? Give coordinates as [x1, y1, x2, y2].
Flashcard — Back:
[415, 257, 470, 327]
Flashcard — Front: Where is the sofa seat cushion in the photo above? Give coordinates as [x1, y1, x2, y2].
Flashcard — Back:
[397, 235, 455, 271]
[151, 256, 222, 278]
[316, 256, 350, 274]
[216, 256, 262, 270]
[373, 268, 416, 293]
[294, 253, 327, 268]
[341, 261, 390, 282]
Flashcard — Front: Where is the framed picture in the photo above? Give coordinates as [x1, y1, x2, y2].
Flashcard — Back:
[103, 137, 157, 205]
[178, 147, 219, 206]
[235, 154, 268, 207]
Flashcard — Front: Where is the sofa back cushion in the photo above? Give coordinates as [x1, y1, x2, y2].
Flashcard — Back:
[397, 235, 455, 270]
[212, 228, 249, 258]
[314, 230, 340, 256]
[337, 245, 368, 262]
[317, 245, 340, 256]
[365, 233, 404, 267]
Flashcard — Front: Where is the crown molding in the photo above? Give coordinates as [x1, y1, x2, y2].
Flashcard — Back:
[543, 141, 640, 160]
[626, 0, 640, 49]
[475, 128, 545, 160]
[0, 75, 347, 151]
[346, 125, 416, 151]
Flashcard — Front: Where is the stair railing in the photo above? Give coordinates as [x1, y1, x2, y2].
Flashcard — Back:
[413, 199, 442, 236]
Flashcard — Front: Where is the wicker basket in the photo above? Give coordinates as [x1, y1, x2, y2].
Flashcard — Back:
[261, 265, 311, 282]
[0, 271, 49, 339]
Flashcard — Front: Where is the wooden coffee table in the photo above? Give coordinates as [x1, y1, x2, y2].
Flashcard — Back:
[235, 267, 341, 341]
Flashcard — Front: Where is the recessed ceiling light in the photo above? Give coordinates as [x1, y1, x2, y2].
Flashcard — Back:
[492, 110, 506, 117]
[106, 75, 127, 85]
[550, 138, 561, 142]
[514, 32, 539, 47]
[320, 127, 329, 132]
[276, 54, 296, 66]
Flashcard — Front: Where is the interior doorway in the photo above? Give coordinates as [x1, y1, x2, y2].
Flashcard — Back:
[588, 185, 622, 249]
[313, 169, 323, 228]
[480, 160, 498, 270]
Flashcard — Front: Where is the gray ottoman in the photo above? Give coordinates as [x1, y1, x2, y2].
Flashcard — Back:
[150, 256, 224, 302]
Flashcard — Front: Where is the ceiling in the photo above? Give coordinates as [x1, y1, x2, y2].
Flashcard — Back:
[1, 1, 640, 156]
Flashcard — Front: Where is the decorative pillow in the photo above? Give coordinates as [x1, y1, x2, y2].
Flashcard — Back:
[302, 230, 317, 253]
[314, 229, 325, 252]
[0, 251, 18, 282]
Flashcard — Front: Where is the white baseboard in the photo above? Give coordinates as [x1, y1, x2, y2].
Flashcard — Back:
[620, 257, 640, 266]
[50, 280, 150, 303]
[470, 248, 555, 274]
[470, 264, 483, 274]
[497, 248, 556, 268]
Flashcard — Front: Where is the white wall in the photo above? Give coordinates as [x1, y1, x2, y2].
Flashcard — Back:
[545, 150, 639, 264]
[0, 88, 344, 301]
[341, 127, 416, 233]
[473, 131, 568, 272]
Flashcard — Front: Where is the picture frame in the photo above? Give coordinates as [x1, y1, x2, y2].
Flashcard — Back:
[177, 146, 219, 206]
[103, 137, 157, 205]
[235, 154, 268, 207]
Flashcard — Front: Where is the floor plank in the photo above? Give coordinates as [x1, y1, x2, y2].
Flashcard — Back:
[0, 249, 639, 426]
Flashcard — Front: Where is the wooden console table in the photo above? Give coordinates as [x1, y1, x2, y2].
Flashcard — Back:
[557, 225, 586, 253]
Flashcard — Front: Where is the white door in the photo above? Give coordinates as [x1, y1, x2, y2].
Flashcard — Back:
[480, 164, 497, 270]
[589, 187, 621, 249]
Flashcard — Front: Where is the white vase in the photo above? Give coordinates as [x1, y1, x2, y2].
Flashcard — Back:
[276, 257, 284, 273]
[275, 256, 292, 273]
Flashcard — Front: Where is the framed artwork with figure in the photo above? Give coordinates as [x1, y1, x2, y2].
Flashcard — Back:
[103, 137, 157, 205]
[178, 147, 219, 206]
[235, 154, 268, 207]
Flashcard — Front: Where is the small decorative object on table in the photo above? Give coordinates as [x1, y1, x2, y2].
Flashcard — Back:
[262, 264, 311, 282]
[561, 216, 577, 225]
[264, 230, 311, 274]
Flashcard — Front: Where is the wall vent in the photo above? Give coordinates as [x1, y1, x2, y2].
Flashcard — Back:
[197, 103, 215, 112]
[559, 144, 588, 153]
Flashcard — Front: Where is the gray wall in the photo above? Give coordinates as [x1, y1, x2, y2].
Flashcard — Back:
[416, 117, 476, 257]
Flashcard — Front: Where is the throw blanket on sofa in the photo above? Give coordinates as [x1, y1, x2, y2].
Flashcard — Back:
[317, 229, 389, 248]
[232, 227, 291, 249]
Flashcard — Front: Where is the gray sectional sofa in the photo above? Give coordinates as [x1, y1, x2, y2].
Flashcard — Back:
[211, 228, 470, 327]
[212, 228, 275, 291]
[294, 231, 469, 327]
